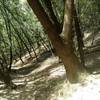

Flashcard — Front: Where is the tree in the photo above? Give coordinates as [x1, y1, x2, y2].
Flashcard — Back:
[73, 4, 85, 66]
[27, 0, 86, 83]
[0, 0, 49, 87]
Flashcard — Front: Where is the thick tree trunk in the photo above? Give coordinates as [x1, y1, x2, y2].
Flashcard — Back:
[73, 5, 85, 66]
[27, 0, 86, 83]
[43, 0, 61, 33]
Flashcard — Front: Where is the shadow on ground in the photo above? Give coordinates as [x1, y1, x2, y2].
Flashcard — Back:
[85, 48, 100, 74]
[0, 48, 100, 100]
[0, 51, 66, 100]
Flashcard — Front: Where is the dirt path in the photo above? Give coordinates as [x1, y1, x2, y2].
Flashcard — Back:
[0, 51, 100, 100]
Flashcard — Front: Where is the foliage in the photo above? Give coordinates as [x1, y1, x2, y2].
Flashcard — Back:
[0, 0, 50, 71]
[77, 0, 100, 32]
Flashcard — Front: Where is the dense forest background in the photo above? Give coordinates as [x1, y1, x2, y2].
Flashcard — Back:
[0, 0, 100, 100]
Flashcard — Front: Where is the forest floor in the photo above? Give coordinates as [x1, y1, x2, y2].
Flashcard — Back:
[0, 49, 100, 100]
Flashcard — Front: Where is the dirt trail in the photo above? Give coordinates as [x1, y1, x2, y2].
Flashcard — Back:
[0, 51, 100, 100]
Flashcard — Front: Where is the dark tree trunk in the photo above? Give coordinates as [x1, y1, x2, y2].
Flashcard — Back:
[0, 69, 16, 89]
[73, 5, 85, 66]
[27, 0, 86, 83]
[43, 0, 61, 33]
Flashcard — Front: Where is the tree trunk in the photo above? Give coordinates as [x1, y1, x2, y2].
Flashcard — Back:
[73, 5, 85, 66]
[0, 70, 16, 89]
[27, 0, 86, 83]
[43, 0, 61, 33]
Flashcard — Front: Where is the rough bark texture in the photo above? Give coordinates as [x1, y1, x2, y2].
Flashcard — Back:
[27, 0, 86, 83]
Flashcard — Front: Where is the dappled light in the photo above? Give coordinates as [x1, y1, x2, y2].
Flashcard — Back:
[0, 0, 100, 100]
[0, 50, 100, 100]
[0, 52, 66, 100]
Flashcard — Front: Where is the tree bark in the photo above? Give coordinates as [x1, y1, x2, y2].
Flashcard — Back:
[27, 0, 86, 83]
[73, 5, 85, 66]
[43, 0, 61, 33]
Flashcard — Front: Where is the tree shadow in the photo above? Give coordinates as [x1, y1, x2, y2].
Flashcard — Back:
[2, 49, 100, 100]
[11, 63, 40, 76]
[11, 51, 52, 76]
[85, 51, 100, 74]
[0, 58, 66, 100]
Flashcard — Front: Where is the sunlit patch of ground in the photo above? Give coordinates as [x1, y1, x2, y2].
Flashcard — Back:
[49, 75, 100, 100]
